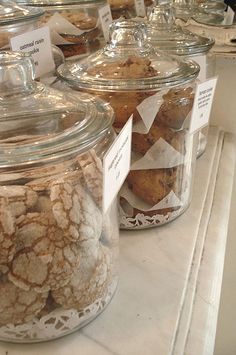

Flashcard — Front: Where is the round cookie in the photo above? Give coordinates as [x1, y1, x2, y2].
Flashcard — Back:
[52, 243, 111, 310]
[156, 87, 194, 129]
[127, 168, 178, 205]
[132, 124, 186, 155]
[0, 198, 16, 265]
[50, 178, 102, 243]
[0, 279, 48, 325]
[9, 213, 80, 293]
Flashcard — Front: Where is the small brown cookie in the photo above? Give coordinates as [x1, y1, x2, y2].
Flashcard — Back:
[127, 168, 178, 205]
[156, 87, 194, 129]
[132, 124, 185, 155]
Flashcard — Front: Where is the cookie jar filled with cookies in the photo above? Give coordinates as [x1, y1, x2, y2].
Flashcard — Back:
[16, 0, 107, 59]
[0, 0, 44, 50]
[57, 19, 200, 229]
[0, 51, 118, 342]
[146, 2, 215, 156]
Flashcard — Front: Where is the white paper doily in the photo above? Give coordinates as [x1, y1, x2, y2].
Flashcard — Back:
[0, 279, 117, 343]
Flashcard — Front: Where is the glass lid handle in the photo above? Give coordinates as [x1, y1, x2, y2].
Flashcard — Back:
[109, 20, 147, 48]
[149, 2, 176, 26]
[0, 51, 35, 98]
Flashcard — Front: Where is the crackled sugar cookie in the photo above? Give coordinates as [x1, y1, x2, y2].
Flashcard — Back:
[78, 150, 103, 208]
[0, 198, 16, 265]
[9, 213, 80, 293]
[52, 243, 111, 310]
[0, 278, 48, 325]
[0, 185, 38, 217]
[50, 178, 102, 243]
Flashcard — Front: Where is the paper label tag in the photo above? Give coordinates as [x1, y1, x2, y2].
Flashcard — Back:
[192, 54, 207, 82]
[98, 4, 113, 42]
[189, 77, 217, 134]
[103, 118, 132, 213]
[135, 0, 146, 17]
[223, 6, 235, 25]
[10, 27, 55, 78]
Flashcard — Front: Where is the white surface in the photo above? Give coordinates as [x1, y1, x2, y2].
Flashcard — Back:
[214, 170, 236, 355]
[0, 126, 234, 355]
[210, 53, 236, 133]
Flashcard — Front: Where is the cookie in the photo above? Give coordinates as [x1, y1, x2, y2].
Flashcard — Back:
[52, 243, 111, 310]
[156, 87, 194, 129]
[132, 124, 185, 155]
[127, 168, 179, 205]
[0, 279, 48, 325]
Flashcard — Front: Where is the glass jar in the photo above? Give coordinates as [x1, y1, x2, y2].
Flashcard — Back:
[145, 3, 215, 156]
[16, 0, 107, 59]
[0, 51, 118, 342]
[0, 0, 44, 49]
[198, 1, 226, 16]
[57, 20, 200, 229]
[0, 1, 64, 76]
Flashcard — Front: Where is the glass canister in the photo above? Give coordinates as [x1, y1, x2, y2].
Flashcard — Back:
[57, 20, 200, 229]
[0, 1, 64, 76]
[0, 51, 118, 342]
[145, 2, 215, 156]
[172, 0, 194, 20]
[0, 0, 44, 49]
[16, 0, 107, 59]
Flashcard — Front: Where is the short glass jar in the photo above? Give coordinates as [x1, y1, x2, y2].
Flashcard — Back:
[16, 0, 107, 59]
[0, 51, 118, 342]
[57, 20, 200, 229]
[145, 2, 215, 156]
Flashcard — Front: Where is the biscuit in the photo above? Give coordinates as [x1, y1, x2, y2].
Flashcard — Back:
[156, 87, 194, 129]
[127, 168, 179, 205]
[132, 124, 185, 155]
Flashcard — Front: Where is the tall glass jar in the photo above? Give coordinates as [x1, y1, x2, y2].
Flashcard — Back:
[16, 0, 107, 59]
[57, 20, 200, 229]
[0, 51, 118, 342]
[145, 2, 215, 156]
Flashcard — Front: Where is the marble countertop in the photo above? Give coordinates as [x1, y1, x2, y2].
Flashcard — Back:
[0, 127, 235, 355]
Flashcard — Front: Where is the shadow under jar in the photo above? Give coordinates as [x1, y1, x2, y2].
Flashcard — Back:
[16, 0, 107, 59]
[0, 51, 118, 342]
[145, 2, 215, 157]
[57, 19, 200, 230]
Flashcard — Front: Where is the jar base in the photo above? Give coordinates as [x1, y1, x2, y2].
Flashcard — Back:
[0, 278, 118, 344]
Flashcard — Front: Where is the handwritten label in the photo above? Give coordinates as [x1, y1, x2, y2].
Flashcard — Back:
[135, 0, 146, 17]
[192, 54, 207, 82]
[103, 118, 132, 213]
[98, 4, 113, 42]
[223, 6, 235, 25]
[10, 27, 55, 78]
[189, 77, 217, 134]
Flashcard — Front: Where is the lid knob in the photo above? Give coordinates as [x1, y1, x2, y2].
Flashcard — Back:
[0, 51, 35, 99]
[149, 3, 176, 27]
[109, 20, 147, 48]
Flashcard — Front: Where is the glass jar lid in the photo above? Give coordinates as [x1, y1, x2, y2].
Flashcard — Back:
[15, 0, 105, 6]
[199, 1, 226, 13]
[192, 11, 225, 25]
[0, 0, 44, 25]
[57, 19, 199, 92]
[146, 3, 214, 55]
[0, 51, 114, 167]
